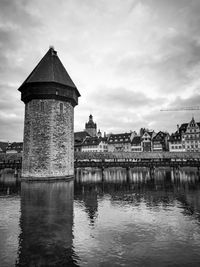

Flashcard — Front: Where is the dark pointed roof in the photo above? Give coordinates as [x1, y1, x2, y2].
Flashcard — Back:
[18, 47, 80, 96]
[131, 136, 142, 145]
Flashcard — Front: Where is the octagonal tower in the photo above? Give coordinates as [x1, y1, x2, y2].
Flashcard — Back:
[18, 47, 80, 180]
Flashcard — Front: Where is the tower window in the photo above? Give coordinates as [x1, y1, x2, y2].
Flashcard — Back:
[56, 90, 58, 95]
[60, 103, 63, 115]
[41, 102, 44, 112]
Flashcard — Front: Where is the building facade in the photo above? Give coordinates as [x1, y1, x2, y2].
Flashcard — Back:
[141, 131, 155, 152]
[182, 117, 200, 152]
[169, 118, 200, 152]
[81, 137, 108, 152]
[74, 131, 91, 152]
[152, 131, 169, 151]
[169, 131, 184, 152]
[107, 132, 135, 152]
[131, 136, 142, 152]
[6, 142, 23, 154]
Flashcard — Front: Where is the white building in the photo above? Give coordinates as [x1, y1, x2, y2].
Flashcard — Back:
[81, 137, 108, 152]
[182, 117, 200, 152]
[169, 132, 185, 152]
[107, 132, 136, 152]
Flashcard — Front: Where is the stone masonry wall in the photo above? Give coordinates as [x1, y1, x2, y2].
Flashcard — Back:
[22, 99, 74, 178]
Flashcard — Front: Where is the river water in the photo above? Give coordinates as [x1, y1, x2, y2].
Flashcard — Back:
[1, 167, 200, 266]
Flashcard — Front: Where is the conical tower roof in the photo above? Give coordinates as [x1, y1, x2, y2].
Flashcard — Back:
[18, 47, 80, 105]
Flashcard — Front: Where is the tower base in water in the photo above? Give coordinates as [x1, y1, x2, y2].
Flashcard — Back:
[18, 47, 80, 180]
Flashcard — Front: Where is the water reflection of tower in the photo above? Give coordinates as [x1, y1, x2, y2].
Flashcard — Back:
[16, 181, 79, 266]
[83, 185, 98, 225]
[74, 170, 99, 225]
[74, 183, 98, 226]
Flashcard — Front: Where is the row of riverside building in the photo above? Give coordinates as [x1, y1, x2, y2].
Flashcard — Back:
[74, 115, 200, 153]
[1, 115, 200, 154]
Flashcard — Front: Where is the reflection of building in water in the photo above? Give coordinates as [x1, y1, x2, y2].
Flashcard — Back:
[128, 168, 150, 182]
[104, 168, 127, 183]
[75, 168, 102, 183]
[0, 170, 20, 195]
[171, 168, 199, 183]
[74, 167, 200, 220]
[16, 181, 79, 266]
[75, 167, 172, 185]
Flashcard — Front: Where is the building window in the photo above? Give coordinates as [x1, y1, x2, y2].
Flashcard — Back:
[60, 103, 63, 115]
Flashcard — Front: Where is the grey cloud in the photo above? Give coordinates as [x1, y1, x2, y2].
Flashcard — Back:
[0, 0, 41, 29]
[82, 87, 168, 133]
[167, 93, 200, 109]
[91, 87, 165, 108]
[148, 93, 200, 132]
[0, 118, 23, 141]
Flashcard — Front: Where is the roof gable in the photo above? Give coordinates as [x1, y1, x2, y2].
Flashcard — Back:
[153, 131, 167, 141]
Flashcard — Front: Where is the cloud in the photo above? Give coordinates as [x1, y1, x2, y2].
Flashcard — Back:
[0, 83, 23, 141]
[91, 87, 165, 109]
[1, 0, 200, 139]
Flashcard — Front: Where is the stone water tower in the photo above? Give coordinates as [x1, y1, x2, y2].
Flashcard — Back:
[18, 47, 80, 179]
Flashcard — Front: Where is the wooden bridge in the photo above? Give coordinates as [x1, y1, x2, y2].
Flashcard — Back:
[1, 152, 199, 170]
[74, 151, 200, 169]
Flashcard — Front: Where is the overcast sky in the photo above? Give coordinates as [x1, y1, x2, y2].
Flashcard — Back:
[1, 0, 200, 141]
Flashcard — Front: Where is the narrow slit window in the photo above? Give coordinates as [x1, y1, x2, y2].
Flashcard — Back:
[60, 103, 63, 115]
[56, 90, 58, 95]
[41, 102, 44, 112]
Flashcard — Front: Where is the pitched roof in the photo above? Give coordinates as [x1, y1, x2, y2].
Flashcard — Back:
[108, 133, 131, 144]
[179, 123, 188, 133]
[169, 132, 182, 142]
[142, 131, 154, 138]
[152, 131, 168, 141]
[131, 136, 141, 145]
[82, 137, 107, 146]
[74, 131, 91, 141]
[18, 47, 80, 96]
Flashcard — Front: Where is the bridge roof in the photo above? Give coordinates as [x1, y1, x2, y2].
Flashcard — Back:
[75, 151, 200, 160]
